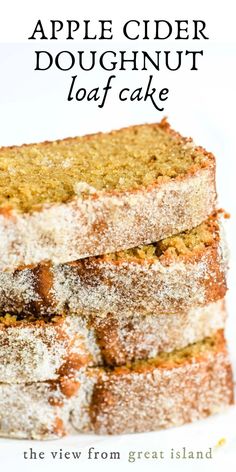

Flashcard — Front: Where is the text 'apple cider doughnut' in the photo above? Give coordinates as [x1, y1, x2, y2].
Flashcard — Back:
[28, 19, 209, 41]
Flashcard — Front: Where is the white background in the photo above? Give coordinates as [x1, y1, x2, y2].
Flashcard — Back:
[0, 0, 235, 471]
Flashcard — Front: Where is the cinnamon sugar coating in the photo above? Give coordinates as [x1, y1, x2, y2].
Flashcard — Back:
[0, 300, 226, 382]
[0, 332, 233, 439]
[0, 214, 227, 317]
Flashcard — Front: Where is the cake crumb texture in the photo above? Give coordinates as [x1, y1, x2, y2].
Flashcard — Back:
[0, 120, 214, 213]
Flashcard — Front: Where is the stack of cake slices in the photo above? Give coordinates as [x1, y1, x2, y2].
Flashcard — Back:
[0, 119, 233, 439]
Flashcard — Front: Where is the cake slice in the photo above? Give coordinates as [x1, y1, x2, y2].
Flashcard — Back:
[0, 212, 227, 317]
[0, 300, 226, 382]
[0, 119, 216, 271]
[0, 331, 233, 439]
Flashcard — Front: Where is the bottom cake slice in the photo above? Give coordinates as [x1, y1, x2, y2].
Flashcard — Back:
[0, 331, 233, 439]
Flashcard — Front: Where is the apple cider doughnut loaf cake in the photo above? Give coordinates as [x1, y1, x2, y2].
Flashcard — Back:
[0, 299, 226, 383]
[0, 119, 216, 271]
[0, 212, 227, 317]
[0, 331, 233, 439]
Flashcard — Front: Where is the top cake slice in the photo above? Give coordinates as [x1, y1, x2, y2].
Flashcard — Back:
[0, 119, 216, 270]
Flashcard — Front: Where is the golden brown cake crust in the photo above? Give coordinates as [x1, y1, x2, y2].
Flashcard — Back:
[0, 120, 216, 270]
